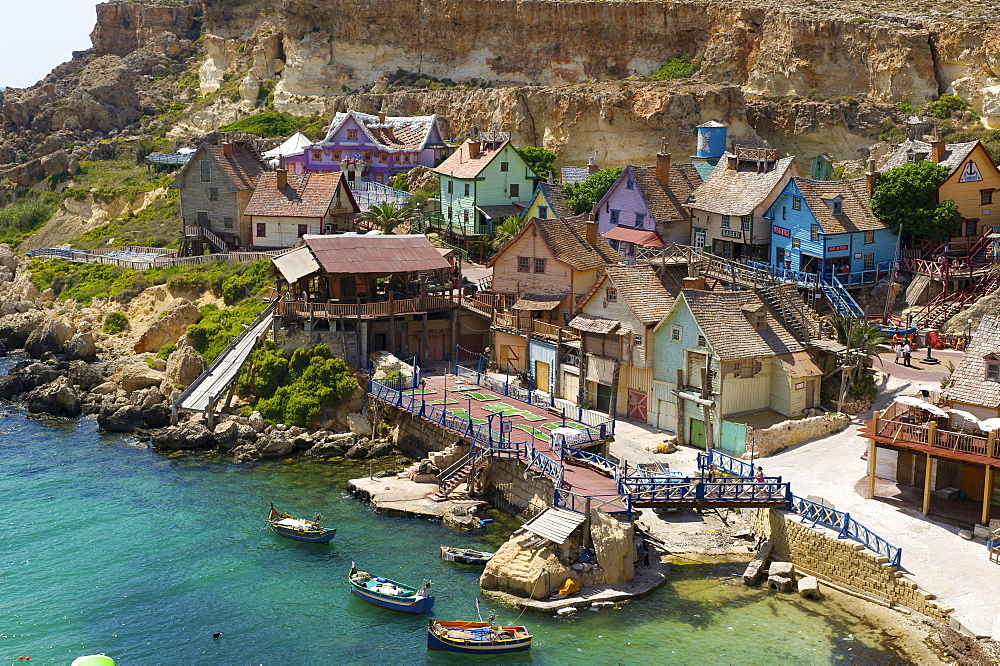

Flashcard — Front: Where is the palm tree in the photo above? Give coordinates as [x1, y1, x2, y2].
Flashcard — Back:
[358, 203, 418, 234]
[491, 215, 524, 252]
[831, 314, 891, 406]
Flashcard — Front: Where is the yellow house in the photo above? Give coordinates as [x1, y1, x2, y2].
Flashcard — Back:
[520, 182, 573, 221]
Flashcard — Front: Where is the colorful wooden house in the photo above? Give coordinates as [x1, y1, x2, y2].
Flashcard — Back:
[764, 176, 895, 284]
[434, 136, 537, 249]
[244, 170, 360, 249]
[567, 265, 674, 421]
[593, 141, 703, 262]
[650, 285, 823, 453]
[686, 147, 798, 261]
[283, 111, 449, 183]
[521, 182, 572, 221]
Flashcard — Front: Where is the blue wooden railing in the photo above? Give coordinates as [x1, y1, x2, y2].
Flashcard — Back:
[618, 476, 792, 505]
[698, 449, 902, 567]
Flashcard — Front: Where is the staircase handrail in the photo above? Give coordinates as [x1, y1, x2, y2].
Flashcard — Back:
[789, 495, 901, 567]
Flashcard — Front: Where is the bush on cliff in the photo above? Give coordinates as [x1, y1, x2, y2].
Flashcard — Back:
[186, 298, 267, 363]
[0, 192, 61, 242]
[219, 112, 326, 139]
[238, 343, 358, 427]
[102, 312, 129, 334]
[650, 53, 702, 80]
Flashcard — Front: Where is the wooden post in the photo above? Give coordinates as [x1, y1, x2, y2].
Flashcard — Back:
[984, 464, 993, 525]
[388, 291, 395, 354]
[583, 496, 592, 549]
[700, 366, 713, 451]
[676, 368, 685, 444]
[989, 430, 997, 459]
[922, 452, 933, 515]
[866, 438, 877, 499]
[928, 420, 937, 447]
[421, 313, 429, 367]
[871, 409, 881, 434]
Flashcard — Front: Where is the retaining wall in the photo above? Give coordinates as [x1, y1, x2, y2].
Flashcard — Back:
[747, 413, 852, 459]
[484, 458, 555, 521]
[382, 402, 469, 460]
[748, 508, 952, 621]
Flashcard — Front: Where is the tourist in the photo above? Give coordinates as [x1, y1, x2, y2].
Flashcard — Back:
[707, 465, 717, 483]
[894, 341, 903, 364]
[755, 466, 765, 482]
[902, 342, 912, 367]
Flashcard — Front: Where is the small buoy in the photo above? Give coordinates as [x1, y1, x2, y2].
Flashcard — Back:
[213, 632, 223, 638]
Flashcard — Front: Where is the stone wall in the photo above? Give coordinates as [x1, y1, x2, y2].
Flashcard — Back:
[381, 403, 469, 460]
[747, 413, 852, 459]
[748, 508, 952, 622]
[484, 458, 555, 521]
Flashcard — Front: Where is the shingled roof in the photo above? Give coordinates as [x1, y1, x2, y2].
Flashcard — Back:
[322, 111, 442, 152]
[578, 265, 673, 326]
[629, 164, 703, 225]
[488, 215, 623, 271]
[173, 142, 269, 191]
[944, 315, 1000, 408]
[537, 182, 572, 219]
[792, 177, 886, 234]
[246, 172, 346, 218]
[434, 139, 509, 179]
[686, 154, 796, 216]
[675, 290, 804, 361]
[878, 139, 980, 176]
[300, 234, 451, 275]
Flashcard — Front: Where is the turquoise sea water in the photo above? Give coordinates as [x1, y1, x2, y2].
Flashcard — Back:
[1, 362, 910, 663]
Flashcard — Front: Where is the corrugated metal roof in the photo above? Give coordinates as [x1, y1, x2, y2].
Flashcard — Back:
[301, 234, 450, 275]
[521, 507, 586, 544]
[273, 245, 320, 282]
[777, 351, 824, 378]
[602, 225, 664, 246]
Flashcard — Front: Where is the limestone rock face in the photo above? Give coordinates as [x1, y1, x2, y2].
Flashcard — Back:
[98, 404, 145, 432]
[345, 412, 372, 437]
[134, 300, 202, 353]
[0, 244, 17, 273]
[65, 333, 98, 362]
[91, 1, 201, 57]
[165, 344, 204, 387]
[24, 317, 75, 358]
[27, 377, 81, 417]
[0, 310, 45, 349]
[480, 535, 574, 599]
[117, 364, 165, 393]
[589, 508, 635, 585]
[151, 419, 216, 450]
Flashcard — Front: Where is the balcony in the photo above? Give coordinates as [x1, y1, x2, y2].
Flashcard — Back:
[490, 311, 580, 341]
[862, 400, 998, 465]
[276, 294, 455, 320]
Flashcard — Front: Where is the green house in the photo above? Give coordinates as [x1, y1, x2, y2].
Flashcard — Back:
[433, 136, 537, 244]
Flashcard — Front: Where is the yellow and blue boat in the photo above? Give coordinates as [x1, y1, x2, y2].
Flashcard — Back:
[268, 504, 336, 543]
[349, 564, 434, 614]
[427, 618, 532, 654]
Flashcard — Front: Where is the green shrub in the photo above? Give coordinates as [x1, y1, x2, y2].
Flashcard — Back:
[186, 299, 266, 362]
[924, 94, 969, 119]
[563, 167, 623, 214]
[650, 54, 702, 80]
[219, 111, 327, 139]
[0, 192, 61, 241]
[103, 312, 129, 334]
[157, 343, 177, 360]
[847, 372, 878, 402]
[146, 357, 157, 369]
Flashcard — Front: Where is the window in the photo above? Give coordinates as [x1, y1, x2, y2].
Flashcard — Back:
[626, 179, 634, 190]
[209, 187, 219, 201]
[792, 238, 801, 249]
[741, 215, 751, 232]
[755, 312, 766, 329]
[379, 153, 388, 163]
[988, 362, 1000, 382]
[609, 210, 620, 224]
[402, 154, 411, 164]
[538, 206, 548, 219]
[810, 225, 819, 242]
[447, 181, 453, 194]
[670, 325, 682, 342]
[697, 334, 706, 347]
[296, 224, 308, 237]
[223, 217, 234, 230]
[634, 334, 644, 347]
[347, 129, 358, 140]
[509, 184, 519, 198]
[732, 361, 743, 378]
[364, 152, 373, 161]
[864, 230, 875, 244]
[982, 189, 994, 206]
[534, 258, 546, 273]
[256, 223, 266, 238]
[606, 287, 618, 302]
[635, 213, 646, 227]
[832, 200, 843, 215]
[518, 257, 531, 273]
[782, 207, 786, 220]
[464, 183, 470, 196]
[967, 220, 978, 237]
[792, 197, 801, 211]
[463, 210, 469, 223]
[721, 214, 731, 229]
[199, 160, 211, 182]
[311, 150, 322, 161]
[332, 151, 341, 160]
[500, 162, 509, 172]
[448, 206, 453, 220]
[863, 253, 874, 269]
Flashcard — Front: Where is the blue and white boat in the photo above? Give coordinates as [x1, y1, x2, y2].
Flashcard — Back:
[349, 564, 434, 614]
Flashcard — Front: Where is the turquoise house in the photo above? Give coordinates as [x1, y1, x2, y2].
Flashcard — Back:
[765, 177, 896, 285]
[650, 286, 823, 453]
[434, 137, 537, 245]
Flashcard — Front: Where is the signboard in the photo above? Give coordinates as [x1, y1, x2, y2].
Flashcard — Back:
[959, 161, 983, 183]
[853, 252, 862, 259]
[772, 225, 791, 237]
[720, 229, 742, 239]
[501, 421, 512, 433]
[827, 245, 849, 252]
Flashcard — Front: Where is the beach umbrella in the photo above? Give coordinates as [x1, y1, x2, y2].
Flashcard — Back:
[893, 395, 948, 417]
[949, 409, 981, 427]
[915, 384, 940, 393]
[978, 418, 1000, 432]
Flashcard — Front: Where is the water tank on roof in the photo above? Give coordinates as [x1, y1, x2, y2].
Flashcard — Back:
[695, 121, 727, 160]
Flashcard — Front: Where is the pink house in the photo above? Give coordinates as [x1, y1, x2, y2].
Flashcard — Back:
[283, 111, 449, 184]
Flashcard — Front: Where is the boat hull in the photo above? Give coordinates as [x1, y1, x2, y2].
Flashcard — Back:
[427, 621, 532, 654]
[440, 545, 493, 566]
[349, 580, 434, 614]
[269, 525, 337, 543]
[268, 507, 336, 543]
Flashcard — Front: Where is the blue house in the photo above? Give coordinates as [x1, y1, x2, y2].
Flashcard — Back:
[765, 177, 896, 285]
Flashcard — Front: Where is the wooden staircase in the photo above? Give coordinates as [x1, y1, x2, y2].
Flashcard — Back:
[183, 225, 231, 254]
[916, 269, 999, 328]
[759, 283, 821, 342]
[428, 446, 489, 502]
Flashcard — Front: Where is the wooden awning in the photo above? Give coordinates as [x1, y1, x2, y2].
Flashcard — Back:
[272, 245, 319, 283]
[520, 507, 586, 545]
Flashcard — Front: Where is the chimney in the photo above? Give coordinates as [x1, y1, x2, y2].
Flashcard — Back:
[585, 215, 599, 246]
[864, 158, 878, 197]
[682, 276, 707, 291]
[931, 139, 946, 163]
[656, 136, 671, 187]
[276, 168, 288, 189]
[587, 151, 600, 174]
[222, 142, 234, 160]
[378, 111, 386, 123]
[468, 140, 481, 159]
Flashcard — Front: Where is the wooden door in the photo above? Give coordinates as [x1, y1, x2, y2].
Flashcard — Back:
[535, 361, 550, 393]
[596, 383, 613, 413]
[961, 463, 986, 502]
[805, 380, 815, 409]
[689, 418, 706, 449]
[627, 390, 648, 422]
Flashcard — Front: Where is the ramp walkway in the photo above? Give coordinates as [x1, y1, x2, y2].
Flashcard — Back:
[174, 300, 276, 424]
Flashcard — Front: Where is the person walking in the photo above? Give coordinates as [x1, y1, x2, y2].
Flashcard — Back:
[902, 342, 912, 367]
[894, 341, 903, 364]
[755, 466, 765, 483]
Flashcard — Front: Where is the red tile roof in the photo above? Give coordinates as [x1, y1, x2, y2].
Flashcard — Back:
[434, 139, 509, 179]
[245, 172, 344, 218]
[303, 234, 451, 275]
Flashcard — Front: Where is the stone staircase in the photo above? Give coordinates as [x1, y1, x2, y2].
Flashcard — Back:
[427, 443, 480, 502]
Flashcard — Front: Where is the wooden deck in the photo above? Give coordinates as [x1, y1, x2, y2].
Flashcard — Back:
[276, 294, 456, 320]
[861, 401, 998, 468]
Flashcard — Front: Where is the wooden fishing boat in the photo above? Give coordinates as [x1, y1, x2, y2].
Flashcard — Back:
[267, 504, 336, 544]
[349, 564, 434, 614]
[440, 545, 494, 565]
[427, 618, 532, 654]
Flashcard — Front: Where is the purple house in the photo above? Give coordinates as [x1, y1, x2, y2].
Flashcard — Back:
[283, 111, 449, 184]
[593, 141, 703, 263]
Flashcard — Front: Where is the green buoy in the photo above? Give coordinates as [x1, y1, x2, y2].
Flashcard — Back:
[71, 656, 115, 666]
